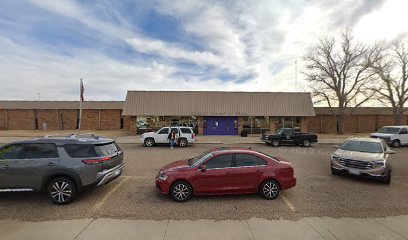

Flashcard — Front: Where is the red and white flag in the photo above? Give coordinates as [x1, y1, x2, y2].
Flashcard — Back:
[80, 78, 84, 102]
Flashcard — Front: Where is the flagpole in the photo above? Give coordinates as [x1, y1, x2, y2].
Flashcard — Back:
[78, 100, 82, 134]
[78, 78, 83, 134]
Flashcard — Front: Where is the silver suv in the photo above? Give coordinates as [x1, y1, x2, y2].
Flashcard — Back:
[330, 137, 394, 184]
[0, 134, 124, 204]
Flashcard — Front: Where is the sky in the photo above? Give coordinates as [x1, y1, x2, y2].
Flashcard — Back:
[0, 0, 407, 101]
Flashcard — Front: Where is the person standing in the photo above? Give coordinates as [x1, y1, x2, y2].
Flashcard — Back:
[168, 129, 177, 149]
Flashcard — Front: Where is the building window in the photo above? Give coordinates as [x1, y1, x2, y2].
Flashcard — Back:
[120, 117, 124, 129]
[242, 116, 270, 134]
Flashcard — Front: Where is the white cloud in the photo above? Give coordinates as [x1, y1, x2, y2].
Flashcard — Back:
[125, 38, 222, 66]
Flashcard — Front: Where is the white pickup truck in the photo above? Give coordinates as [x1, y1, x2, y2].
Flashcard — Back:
[370, 125, 408, 147]
[141, 126, 196, 147]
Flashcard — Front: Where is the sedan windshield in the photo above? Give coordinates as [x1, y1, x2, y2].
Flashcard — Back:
[340, 141, 383, 153]
[189, 150, 214, 166]
[377, 127, 400, 134]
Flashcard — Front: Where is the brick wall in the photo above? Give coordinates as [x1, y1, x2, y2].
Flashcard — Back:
[377, 115, 394, 129]
[81, 110, 99, 130]
[37, 109, 59, 130]
[100, 109, 121, 130]
[123, 115, 131, 130]
[320, 115, 337, 133]
[305, 116, 321, 133]
[0, 109, 6, 129]
[7, 109, 36, 130]
[343, 115, 358, 133]
[59, 110, 78, 130]
[356, 115, 377, 133]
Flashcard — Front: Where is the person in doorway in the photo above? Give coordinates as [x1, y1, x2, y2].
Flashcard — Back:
[168, 129, 177, 149]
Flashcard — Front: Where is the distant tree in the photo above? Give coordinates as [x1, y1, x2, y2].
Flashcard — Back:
[303, 31, 381, 134]
[372, 40, 408, 125]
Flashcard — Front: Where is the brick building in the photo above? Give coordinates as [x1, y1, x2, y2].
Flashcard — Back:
[0, 101, 128, 131]
[122, 91, 316, 135]
[0, 92, 406, 135]
[307, 107, 407, 134]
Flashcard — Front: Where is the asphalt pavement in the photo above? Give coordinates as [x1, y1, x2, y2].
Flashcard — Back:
[1, 143, 408, 221]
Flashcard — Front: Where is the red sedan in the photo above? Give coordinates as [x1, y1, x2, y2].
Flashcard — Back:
[155, 147, 296, 202]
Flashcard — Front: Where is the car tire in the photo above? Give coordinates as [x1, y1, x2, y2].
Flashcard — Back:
[303, 139, 311, 147]
[381, 170, 391, 185]
[178, 138, 188, 147]
[170, 181, 192, 202]
[144, 138, 155, 147]
[271, 139, 279, 147]
[259, 179, 280, 200]
[331, 167, 340, 175]
[392, 140, 400, 148]
[47, 177, 77, 205]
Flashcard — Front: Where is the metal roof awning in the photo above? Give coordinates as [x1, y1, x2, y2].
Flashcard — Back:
[122, 91, 316, 117]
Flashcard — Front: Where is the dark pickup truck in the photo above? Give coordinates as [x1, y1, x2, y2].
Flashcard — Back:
[261, 128, 318, 147]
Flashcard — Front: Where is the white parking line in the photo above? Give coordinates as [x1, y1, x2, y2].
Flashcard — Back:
[281, 195, 296, 212]
[92, 177, 129, 212]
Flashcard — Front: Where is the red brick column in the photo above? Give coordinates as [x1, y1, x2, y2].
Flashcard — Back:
[129, 116, 137, 135]
[269, 117, 276, 133]
[198, 117, 204, 135]
[238, 117, 243, 134]
[301, 117, 308, 132]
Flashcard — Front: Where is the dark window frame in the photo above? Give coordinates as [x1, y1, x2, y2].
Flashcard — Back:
[63, 144, 98, 158]
[158, 128, 169, 134]
[180, 128, 192, 134]
[234, 153, 267, 167]
[204, 153, 233, 169]
[0, 144, 24, 159]
[20, 143, 59, 159]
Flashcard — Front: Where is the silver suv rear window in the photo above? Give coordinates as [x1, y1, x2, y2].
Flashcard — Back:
[64, 144, 97, 158]
[94, 142, 118, 156]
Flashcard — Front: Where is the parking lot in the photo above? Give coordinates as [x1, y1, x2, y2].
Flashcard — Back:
[1, 143, 408, 222]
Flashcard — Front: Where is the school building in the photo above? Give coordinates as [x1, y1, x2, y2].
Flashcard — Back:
[0, 91, 404, 135]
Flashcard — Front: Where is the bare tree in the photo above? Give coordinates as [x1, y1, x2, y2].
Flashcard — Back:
[372, 40, 408, 124]
[303, 31, 381, 134]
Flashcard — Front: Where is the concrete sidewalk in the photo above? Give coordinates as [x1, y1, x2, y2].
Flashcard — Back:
[0, 130, 368, 144]
[116, 135, 355, 145]
[1, 215, 407, 240]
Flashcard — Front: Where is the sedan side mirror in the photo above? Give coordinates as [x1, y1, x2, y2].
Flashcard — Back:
[332, 145, 339, 149]
[385, 150, 395, 154]
[199, 165, 207, 172]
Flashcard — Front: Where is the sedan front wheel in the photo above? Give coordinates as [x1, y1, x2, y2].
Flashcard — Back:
[170, 181, 192, 202]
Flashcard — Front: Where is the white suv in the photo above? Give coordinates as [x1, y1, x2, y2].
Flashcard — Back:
[141, 127, 196, 147]
[370, 125, 408, 147]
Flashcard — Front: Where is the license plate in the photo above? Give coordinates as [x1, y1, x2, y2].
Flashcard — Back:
[349, 169, 360, 175]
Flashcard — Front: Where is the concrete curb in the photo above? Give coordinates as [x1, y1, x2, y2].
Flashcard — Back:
[1, 216, 407, 240]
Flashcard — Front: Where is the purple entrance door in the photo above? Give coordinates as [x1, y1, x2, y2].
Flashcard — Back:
[204, 117, 238, 135]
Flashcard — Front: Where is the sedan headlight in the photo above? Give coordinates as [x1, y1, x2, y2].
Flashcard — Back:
[157, 171, 168, 181]
[331, 154, 340, 161]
